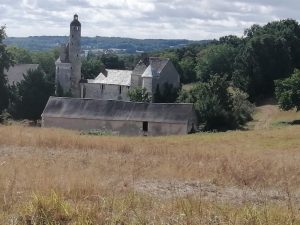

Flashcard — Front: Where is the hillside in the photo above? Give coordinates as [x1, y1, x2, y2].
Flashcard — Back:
[0, 105, 300, 224]
[3, 36, 209, 53]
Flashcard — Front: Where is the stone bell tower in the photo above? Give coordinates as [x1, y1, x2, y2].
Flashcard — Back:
[69, 14, 81, 97]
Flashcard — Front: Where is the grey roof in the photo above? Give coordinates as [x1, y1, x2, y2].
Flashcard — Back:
[42, 97, 195, 124]
[87, 69, 132, 86]
[148, 57, 169, 76]
[132, 59, 148, 76]
[133, 57, 170, 77]
[5, 64, 39, 85]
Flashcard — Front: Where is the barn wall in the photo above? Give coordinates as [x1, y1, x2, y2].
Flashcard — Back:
[42, 117, 188, 136]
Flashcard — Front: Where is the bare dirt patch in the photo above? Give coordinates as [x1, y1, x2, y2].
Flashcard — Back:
[135, 180, 300, 205]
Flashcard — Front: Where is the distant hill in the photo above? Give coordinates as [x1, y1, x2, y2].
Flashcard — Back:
[4, 36, 210, 53]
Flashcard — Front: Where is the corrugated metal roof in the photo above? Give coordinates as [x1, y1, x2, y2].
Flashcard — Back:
[42, 97, 195, 124]
[5, 64, 39, 85]
[87, 69, 132, 86]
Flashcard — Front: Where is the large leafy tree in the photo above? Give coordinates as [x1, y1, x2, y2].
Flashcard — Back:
[234, 34, 292, 98]
[9, 68, 53, 121]
[0, 26, 13, 113]
[234, 19, 300, 98]
[196, 44, 238, 82]
[275, 69, 300, 111]
[178, 76, 253, 131]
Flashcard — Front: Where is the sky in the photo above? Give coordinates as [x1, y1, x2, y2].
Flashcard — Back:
[0, 0, 299, 40]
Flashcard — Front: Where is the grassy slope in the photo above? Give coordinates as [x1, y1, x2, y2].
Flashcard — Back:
[0, 105, 300, 224]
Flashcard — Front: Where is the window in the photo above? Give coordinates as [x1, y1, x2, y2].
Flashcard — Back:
[143, 122, 148, 132]
[101, 84, 105, 93]
[119, 86, 122, 95]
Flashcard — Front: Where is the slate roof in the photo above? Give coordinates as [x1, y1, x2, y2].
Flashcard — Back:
[133, 57, 170, 77]
[6, 64, 39, 85]
[87, 69, 132, 86]
[132, 59, 149, 76]
[42, 97, 195, 124]
[148, 57, 169, 76]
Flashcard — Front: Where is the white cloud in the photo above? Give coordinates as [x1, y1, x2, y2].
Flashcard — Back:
[0, 0, 299, 39]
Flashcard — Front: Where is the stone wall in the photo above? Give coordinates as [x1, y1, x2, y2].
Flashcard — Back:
[83, 83, 130, 101]
[69, 24, 81, 98]
[42, 117, 189, 136]
[157, 61, 180, 92]
[55, 62, 72, 94]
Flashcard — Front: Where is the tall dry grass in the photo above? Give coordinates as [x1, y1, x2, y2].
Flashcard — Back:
[0, 124, 300, 224]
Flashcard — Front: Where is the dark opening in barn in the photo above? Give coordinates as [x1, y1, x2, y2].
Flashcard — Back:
[143, 121, 148, 132]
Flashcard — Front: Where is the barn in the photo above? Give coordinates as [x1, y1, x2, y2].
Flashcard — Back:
[41, 97, 197, 136]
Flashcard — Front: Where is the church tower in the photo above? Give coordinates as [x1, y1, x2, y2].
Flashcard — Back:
[69, 14, 81, 97]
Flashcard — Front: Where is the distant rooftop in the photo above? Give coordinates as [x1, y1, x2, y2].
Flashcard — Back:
[5, 64, 39, 85]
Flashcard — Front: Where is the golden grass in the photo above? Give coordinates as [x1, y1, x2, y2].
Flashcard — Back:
[0, 124, 300, 224]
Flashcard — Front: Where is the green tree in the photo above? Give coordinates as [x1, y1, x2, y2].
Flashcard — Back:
[31, 50, 57, 92]
[81, 57, 104, 79]
[0, 26, 13, 113]
[128, 87, 151, 103]
[234, 19, 300, 99]
[101, 54, 125, 69]
[6, 46, 32, 64]
[196, 44, 238, 81]
[10, 68, 53, 121]
[234, 34, 292, 98]
[153, 83, 180, 103]
[178, 76, 253, 130]
[275, 69, 300, 111]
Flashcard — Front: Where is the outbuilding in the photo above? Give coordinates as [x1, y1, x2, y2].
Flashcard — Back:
[41, 97, 197, 136]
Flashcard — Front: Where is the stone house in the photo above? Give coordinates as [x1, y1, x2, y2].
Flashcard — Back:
[42, 96, 197, 136]
[55, 15, 180, 101]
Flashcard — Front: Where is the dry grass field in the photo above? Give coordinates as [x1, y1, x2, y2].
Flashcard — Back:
[1, 106, 300, 224]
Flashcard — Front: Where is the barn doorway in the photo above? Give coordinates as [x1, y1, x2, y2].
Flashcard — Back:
[143, 121, 148, 134]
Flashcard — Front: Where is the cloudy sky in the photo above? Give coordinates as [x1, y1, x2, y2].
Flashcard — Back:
[0, 0, 299, 40]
